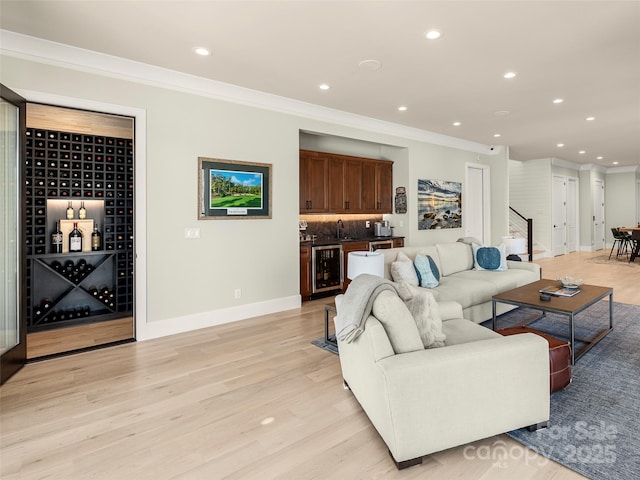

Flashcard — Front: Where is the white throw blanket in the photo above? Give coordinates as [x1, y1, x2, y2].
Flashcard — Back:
[336, 276, 446, 347]
[335, 274, 396, 343]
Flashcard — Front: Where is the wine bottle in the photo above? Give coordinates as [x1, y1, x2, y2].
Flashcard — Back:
[91, 224, 102, 251]
[51, 221, 63, 254]
[78, 201, 87, 219]
[69, 222, 82, 252]
[66, 201, 74, 219]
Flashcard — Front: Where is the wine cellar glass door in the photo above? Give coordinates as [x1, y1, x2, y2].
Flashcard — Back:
[24, 103, 135, 359]
[1, 84, 27, 385]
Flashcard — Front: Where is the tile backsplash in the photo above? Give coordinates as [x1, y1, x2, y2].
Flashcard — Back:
[299, 214, 384, 240]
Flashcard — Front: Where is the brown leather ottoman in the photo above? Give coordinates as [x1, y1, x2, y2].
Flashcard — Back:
[496, 326, 571, 393]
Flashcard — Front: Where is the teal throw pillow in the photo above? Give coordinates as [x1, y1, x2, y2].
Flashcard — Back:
[414, 254, 440, 288]
[472, 243, 507, 271]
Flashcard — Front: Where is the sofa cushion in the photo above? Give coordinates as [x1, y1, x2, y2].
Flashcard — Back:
[371, 290, 424, 354]
[452, 268, 535, 293]
[472, 243, 507, 271]
[442, 319, 501, 346]
[414, 254, 440, 288]
[436, 242, 474, 276]
[429, 276, 498, 309]
[395, 281, 446, 348]
[390, 251, 419, 286]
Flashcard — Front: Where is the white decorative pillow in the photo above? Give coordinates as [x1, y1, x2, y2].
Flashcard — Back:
[395, 281, 446, 348]
[371, 290, 424, 354]
[390, 251, 419, 286]
[472, 243, 508, 271]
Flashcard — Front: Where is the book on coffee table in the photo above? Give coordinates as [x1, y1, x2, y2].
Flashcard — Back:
[539, 285, 581, 297]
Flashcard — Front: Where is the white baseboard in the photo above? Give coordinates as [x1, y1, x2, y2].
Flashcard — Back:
[136, 295, 302, 341]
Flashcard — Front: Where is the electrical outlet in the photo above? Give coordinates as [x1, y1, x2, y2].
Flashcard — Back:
[365, 221, 371, 228]
[234, 288, 242, 299]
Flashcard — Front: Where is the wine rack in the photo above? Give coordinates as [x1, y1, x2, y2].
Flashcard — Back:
[25, 128, 134, 332]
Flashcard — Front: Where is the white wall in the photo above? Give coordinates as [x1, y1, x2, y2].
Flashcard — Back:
[508, 159, 552, 252]
[605, 168, 639, 243]
[0, 49, 509, 340]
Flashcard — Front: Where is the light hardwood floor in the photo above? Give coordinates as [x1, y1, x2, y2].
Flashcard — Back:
[1, 251, 637, 479]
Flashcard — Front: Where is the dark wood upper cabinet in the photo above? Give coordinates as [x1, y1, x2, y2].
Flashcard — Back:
[343, 159, 364, 212]
[299, 150, 329, 213]
[376, 161, 393, 213]
[300, 149, 392, 214]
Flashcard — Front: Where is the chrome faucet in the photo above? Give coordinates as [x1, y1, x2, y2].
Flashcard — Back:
[337, 219, 344, 239]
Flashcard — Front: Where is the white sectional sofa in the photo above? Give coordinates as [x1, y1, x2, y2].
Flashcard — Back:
[379, 240, 541, 323]
[334, 286, 550, 469]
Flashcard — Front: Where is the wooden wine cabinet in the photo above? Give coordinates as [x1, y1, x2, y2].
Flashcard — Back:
[24, 126, 134, 357]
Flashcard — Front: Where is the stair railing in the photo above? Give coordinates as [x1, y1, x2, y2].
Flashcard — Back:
[509, 207, 534, 262]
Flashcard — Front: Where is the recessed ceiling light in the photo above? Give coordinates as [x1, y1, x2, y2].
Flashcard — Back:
[493, 110, 511, 116]
[358, 59, 382, 71]
[586, 116, 596, 121]
[398, 106, 407, 111]
[553, 98, 564, 104]
[425, 30, 441, 40]
[612, 161, 619, 165]
[557, 143, 565, 147]
[193, 47, 211, 56]
[452, 121, 461, 126]
[493, 133, 501, 138]
[319, 84, 331, 90]
[579, 150, 586, 154]
[597, 156, 604, 160]
[503, 72, 517, 79]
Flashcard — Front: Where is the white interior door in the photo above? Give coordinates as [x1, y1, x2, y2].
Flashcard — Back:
[593, 179, 605, 250]
[552, 175, 567, 256]
[566, 178, 578, 252]
[465, 164, 489, 244]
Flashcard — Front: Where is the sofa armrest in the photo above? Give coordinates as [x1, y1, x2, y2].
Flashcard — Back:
[373, 334, 550, 461]
[507, 260, 541, 278]
[437, 301, 463, 322]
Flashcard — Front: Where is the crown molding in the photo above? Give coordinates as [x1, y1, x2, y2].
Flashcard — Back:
[605, 165, 639, 174]
[579, 163, 608, 174]
[551, 157, 581, 170]
[1, 29, 495, 156]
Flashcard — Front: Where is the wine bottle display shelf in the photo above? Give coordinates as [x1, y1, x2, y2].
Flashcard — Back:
[29, 253, 129, 330]
[25, 128, 134, 333]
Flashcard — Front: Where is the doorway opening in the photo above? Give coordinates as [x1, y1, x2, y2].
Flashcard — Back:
[24, 102, 136, 359]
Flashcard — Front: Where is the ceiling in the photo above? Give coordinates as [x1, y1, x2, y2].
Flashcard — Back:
[2, 1, 639, 168]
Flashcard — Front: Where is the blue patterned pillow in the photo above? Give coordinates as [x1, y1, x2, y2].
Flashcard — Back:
[472, 243, 507, 271]
[414, 254, 440, 288]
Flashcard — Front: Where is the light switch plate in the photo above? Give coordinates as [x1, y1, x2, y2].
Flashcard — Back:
[184, 228, 200, 239]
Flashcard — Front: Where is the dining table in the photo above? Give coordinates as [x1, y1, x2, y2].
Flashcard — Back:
[619, 226, 640, 261]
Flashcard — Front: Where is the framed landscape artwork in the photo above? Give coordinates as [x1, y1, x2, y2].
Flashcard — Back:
[198, 157, 272, 219]
[418, 179, 462, 230]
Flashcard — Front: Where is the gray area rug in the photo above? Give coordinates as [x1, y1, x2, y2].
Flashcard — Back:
[487, 301, 640, 480]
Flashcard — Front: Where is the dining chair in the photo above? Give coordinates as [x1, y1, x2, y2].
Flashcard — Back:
[609, 228, 630, 260]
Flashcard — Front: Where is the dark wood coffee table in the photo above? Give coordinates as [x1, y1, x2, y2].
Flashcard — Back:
[492, 279, 613, 364]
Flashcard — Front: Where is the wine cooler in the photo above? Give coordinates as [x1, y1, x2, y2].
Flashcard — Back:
[311, 244, 343, 294]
